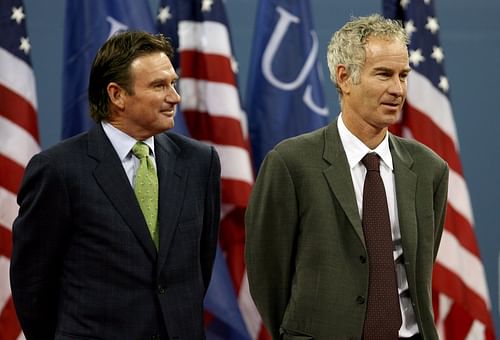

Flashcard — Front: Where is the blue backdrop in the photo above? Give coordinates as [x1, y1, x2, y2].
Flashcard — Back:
[23, 0, 500, 333]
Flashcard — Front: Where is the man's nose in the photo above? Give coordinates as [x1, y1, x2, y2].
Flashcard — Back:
[167, 86, 181, 104]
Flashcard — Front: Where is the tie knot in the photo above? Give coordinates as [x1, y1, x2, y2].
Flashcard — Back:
[132, 142, 150, 160]
[362, 153, 380, 172]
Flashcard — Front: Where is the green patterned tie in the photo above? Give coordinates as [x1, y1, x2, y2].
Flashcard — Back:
[132, 142, 159, 249]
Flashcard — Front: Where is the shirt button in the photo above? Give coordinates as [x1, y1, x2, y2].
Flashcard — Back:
[356, 295, 365, 304]
[359, 255, 367, 263]
[158, 285, 166, 294]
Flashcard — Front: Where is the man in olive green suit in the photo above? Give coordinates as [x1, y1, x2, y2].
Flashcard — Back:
[245, 15, 448, 340]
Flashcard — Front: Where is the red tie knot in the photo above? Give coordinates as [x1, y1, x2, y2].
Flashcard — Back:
[362, 153, 380, 172]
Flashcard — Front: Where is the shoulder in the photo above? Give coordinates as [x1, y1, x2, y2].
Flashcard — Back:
[164, 131, 211, 151]
[391, 135, 446, 165]
[159, 132, 220, 171]
[273, 126, 327, 158]
[31, 131, 89, 164]
[390, 134, 448, 181]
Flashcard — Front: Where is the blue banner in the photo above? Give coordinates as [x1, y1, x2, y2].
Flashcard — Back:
[246, 0, 330, 170]
[62, 0, 155, 139]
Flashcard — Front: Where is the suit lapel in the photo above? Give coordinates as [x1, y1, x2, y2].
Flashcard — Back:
[154, 133, 188, 276]
[389, 135, 418, 278]
[322, 120, 365, 246]
[88, 125, 157, 261]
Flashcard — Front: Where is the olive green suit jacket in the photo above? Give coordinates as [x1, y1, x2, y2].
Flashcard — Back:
[245, 120, 448, 340]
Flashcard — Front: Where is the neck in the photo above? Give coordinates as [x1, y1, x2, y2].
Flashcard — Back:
[341, 112, 387, 150]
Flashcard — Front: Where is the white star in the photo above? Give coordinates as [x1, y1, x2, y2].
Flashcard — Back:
[409, 49, 425, 67]
[19, 36, 31, 54]
[400, 0, 411, 9]
[425, 16, 440, 34]
[106, 16, 128, 40]
[11, 6, 25, 24]
[157, 6, 172, 24]
[404, 20, 417, 40]
[438, 76, 449, 92]
[431, 46, 444, 63]
[201, 0, 214, 12]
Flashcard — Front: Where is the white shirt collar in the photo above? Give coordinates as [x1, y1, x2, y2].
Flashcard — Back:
[337, 113, 393, 171]
[101, 121, 155, 160]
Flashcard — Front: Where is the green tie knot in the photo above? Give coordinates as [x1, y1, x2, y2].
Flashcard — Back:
[132, 142, 150, 160]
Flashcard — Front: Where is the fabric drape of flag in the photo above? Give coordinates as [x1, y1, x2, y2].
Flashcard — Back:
[245, 0, 329, 171]
[156, 1, 269, 339]
[383, 1, 496, 339]
[0, 0, 40, 339]
[61, 0, 155, 139]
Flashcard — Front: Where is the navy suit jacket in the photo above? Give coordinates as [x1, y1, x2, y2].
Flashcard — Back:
[10, 124, 221, 339]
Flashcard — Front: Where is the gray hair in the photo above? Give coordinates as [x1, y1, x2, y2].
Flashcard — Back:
[326, 14, 409, 96]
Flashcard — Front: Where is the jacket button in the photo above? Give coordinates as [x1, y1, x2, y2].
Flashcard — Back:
[356, 295, 365, 304]
[158, 285, 166, 294]
[359, 255, 367, 263]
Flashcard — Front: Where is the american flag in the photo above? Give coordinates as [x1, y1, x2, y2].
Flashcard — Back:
[0, 0, 40, 339]
[383, 0, 496, 339]
[157, 1, 270, 339]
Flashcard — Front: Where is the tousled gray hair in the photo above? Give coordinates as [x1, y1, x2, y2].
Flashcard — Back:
[326, 14, 409, 96]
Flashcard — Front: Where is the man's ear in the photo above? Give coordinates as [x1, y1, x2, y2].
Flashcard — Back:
[336, 64, 351, 95]
[107, 82, 126, 110]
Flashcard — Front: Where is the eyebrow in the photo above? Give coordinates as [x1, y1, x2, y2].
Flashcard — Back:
[373, 67, 411, 73]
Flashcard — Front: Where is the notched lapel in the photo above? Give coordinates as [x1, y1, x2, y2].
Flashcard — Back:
[88, 126, 157, 261]
[322, 122, 365, 246]
[154, 134, 188, 275]
[390, 135, 418, 278]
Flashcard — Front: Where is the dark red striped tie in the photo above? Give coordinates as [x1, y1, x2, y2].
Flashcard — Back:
[361, 153, 402, 340]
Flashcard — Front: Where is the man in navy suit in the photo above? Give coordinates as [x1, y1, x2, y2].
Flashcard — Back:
[10, 31, 221, 339]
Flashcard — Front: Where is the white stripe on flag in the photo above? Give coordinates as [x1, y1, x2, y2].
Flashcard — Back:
[436, 293, 453, 339]
[447, 168, 474, 225]
[0, 48, 38, 110]
[0, 257, 11, 312]
[204, 143, 253, 185]
[0, 187, 18, 230]
[406, 71, 458, 149]
[436, 229, 490, 306]
[0, 116, 40, 167]
[238, 271, 263, 339]
[465, 320, 486, 340]
[178, 21, 231, 57]
[180, 78, 244, 121]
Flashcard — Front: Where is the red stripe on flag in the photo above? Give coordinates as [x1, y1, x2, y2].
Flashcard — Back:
[433, 263, 495, 329]
[0, 154, 25, 194]
[404, 103, 463, 174]
[221, 178, 252, 207]
[258, 325, 272, 340]
[0, 227, 12, 259]
[0, 296, 21, 340]
[442, 302, 474, 339]
[0, 84, 39, 142]
[444, 205, 480, 256]
[180, 51, 236, 85]
[219, 207, 246, 291]
[184, 110, 248, 149]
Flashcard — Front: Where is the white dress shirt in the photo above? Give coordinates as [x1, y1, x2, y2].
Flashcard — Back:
[337, 114, 419, 337]
[101, 121, 156, 188]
